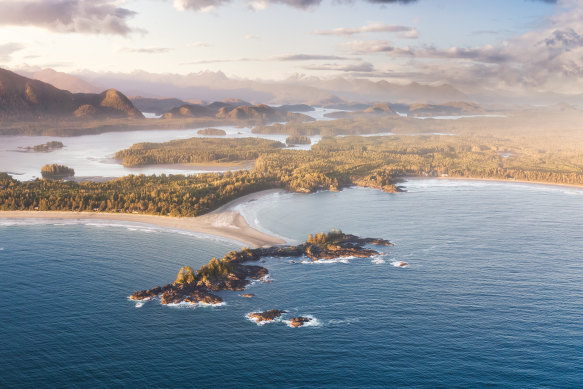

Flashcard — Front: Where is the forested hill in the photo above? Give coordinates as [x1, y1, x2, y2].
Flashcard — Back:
[0, 68, 143, 120]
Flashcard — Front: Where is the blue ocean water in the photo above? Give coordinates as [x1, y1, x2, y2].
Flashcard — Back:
[1, 180, 582, 388]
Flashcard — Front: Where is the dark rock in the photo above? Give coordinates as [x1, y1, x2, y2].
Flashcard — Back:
[289, 317, 311, 327]
[248, 309, 286, 322]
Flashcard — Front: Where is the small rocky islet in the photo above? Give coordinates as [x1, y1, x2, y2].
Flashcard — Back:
[130, 230, 393, 325]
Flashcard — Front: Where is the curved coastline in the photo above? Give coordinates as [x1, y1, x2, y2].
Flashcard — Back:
[2, 179, 581, 248]
[404, 176, 583, 190]
[0, 189, 286, 248]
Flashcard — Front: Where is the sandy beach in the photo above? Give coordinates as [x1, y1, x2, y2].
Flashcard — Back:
[404, 176, 583, 190]
[0, 189, 286, 248]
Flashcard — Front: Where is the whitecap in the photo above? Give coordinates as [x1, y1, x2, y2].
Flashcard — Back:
[135, 301, 145, 308]
[301, 257, 352, 264]
[0, 247, 4, 251]
[167, 301, 226, 309]
[371, 256, 386, 265]
[391, 260, 409, 268]
[328, 318, 361, 326]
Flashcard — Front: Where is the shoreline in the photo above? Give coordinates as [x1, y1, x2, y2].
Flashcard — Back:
[1, 178, 581, 247]
[0, 189, 286, 248]
[404, 176, 583, 190]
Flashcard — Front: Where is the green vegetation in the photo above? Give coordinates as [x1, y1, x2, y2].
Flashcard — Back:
[285, 135, 311, 145]
[2, 128, 583, 215]
[0, 171, 278, 215]
[114, 138, 285, 167]
[197, 128, 227, 136]
[21, 141, 64, 152]
[197, 257, 235, 283]
[2, 110, 583, 215]
[307, 229, 344, 246]
[174, 257, 236, 285]
[40, 164, 75, 180]
[174, 266, 196, 284]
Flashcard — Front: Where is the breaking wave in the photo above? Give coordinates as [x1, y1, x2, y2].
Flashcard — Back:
[283, 315, 322, 328]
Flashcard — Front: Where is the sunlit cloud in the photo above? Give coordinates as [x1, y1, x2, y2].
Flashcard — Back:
[123, 47, 173, 54]
[303, 62, 375, 72]
[313, 22, 418, 38]
[0, 0, 139, 35]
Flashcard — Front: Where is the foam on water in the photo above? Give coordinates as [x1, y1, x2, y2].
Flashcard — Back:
[0, 218, 243, 246]
[328, 318, 361, 326]
[245, 312, 283, 326]
[283, 315, 322, 328]
[167, 301, 226, 309]
[371, 256, 386, 265]
[301, 257, 351, 264]
[391, 260, 409, 268]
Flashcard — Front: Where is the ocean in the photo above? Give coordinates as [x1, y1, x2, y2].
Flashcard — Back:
[1, 180, 581, 388]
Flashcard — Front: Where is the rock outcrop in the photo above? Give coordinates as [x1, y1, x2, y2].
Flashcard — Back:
[289, 317, 311, 327]
[130, 230, 393, 306]
[248, 310, 287, 323]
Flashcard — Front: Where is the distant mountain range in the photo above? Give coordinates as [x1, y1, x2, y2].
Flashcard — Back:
[72, 69, 469, 105]
[13, 67, 583, 109]
[19, 68, 100, 94]
[0, 68, 143, 120]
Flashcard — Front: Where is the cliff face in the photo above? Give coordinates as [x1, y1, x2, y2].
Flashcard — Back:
[0, 68, 143, 120]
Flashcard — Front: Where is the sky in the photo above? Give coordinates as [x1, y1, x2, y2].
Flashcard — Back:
[0, 0, 582, 95]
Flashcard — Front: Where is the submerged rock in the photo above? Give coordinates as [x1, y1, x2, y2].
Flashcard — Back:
[241, 294, 255, 298]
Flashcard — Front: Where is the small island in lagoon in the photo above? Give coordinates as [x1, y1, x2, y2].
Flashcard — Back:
[130, 229, 393, 327]
[18, 141, 64, 153]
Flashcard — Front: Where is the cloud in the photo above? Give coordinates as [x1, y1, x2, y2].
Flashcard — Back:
[342, 40, 415, 55]
[313, 22, 418, 38]
[0, 42, 24, 62]
[184, 57, 254, 64]
[249, 0, 322, 10]
[244, 35, 260, 40]
[0, 0, 138, 35]
[338, 0, 583, 93]
[188, 41, 210, 47]
[174, 0, 231, 12]
[178, 0, 418, 12]
[304, 62, 375, 72]
[124, 47, 173, 54]
[273, 54, 356, 61]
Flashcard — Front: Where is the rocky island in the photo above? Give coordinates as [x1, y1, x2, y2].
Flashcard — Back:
[18, 141, 64, 153]
[130, 230, 393, 311]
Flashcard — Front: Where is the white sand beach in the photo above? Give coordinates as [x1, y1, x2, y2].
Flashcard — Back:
[0, 189, 286, 248]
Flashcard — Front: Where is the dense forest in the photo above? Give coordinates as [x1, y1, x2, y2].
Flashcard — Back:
[286, 135, 311, 145]
[1, 129, 583, 216]
[115, 138, 285, 167]
[40, 164, 75, 180]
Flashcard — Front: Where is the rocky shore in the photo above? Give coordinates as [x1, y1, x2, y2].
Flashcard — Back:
[130, 230, 393, 311]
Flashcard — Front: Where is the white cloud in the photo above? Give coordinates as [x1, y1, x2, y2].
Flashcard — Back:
[0, 42, 24, 62]
[0, 0, 138, 35]
[313, 22, 418, 38]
